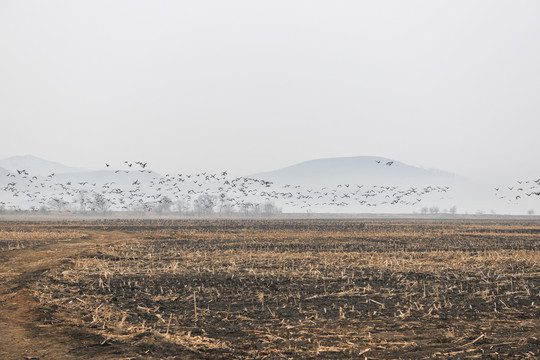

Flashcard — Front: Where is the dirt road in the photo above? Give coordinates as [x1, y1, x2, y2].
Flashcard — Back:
[0, 231, 133, 360]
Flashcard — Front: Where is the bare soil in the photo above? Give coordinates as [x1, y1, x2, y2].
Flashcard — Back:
[0, 220, 538, 359]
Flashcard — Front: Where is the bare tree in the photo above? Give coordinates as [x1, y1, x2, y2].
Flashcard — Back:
[175, 199, 191, 214]
[221, 201, 234, 215]
[449, 205, 457, 215]
[252, 203, 262, 216]
[240, 202, 253, 216]
[217, 193, 230, 213]
[217, 193, 234, 215]
[47, 197, 69, 212]
[263, 201, 279, 216]
[77, 189, 89, 212]
[154, 196, 172, 214]
[429, 206, 439, 214]
[193, 194, 216, 215]
[91, 192, 110, 213]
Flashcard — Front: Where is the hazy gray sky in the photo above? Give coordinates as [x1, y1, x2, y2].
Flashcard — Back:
[1, 1, 539, 180]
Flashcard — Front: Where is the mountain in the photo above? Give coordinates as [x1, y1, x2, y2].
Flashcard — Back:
[0, 166, 12, 178]
[0, 155, 88, 176]
[0, 155, 530, 215]
[251, 156, 456, 187]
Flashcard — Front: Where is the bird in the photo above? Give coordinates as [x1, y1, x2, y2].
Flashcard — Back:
[386, 161, 394, 166]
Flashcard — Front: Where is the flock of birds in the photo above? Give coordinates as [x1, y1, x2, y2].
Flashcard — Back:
[0, 159, 538, 213]
[494, 179, 540, 203]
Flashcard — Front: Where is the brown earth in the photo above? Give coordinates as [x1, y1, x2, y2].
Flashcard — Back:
[0, 231, 129, 359]
[0, 220, 538, 359]
[0, 228, 201, 360]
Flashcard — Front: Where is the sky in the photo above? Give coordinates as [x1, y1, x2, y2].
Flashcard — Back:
[1, 1, 539, 180]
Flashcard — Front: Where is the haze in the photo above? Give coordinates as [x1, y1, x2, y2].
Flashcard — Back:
[1, 1, 539, 180]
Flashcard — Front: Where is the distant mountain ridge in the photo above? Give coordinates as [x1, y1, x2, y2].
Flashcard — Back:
[251, 156, 456, 187]
[0, 155, 88, 176]
[0, 155, 532, 215]
[0, 155, 457, 187]
[0, 166, 12, 177]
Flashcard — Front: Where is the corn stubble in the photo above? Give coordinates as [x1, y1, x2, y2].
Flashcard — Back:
[16, 220, 539, 359]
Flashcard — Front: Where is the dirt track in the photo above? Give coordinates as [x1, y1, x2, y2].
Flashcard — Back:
[0, 231, 130, 360]
[0, 227, 207, 360]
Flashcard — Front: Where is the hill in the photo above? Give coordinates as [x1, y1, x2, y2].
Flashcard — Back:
[0, 166, 12, 177]
[0, 155, 88, 176]
[251, 156, 456, 187]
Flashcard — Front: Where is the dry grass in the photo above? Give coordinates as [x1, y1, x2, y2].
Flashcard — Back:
[0, 224, 87, 250]
[2, 219, 537, 359]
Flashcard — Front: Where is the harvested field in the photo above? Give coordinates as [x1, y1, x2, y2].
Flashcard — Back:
[0, 219, 539, 359]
